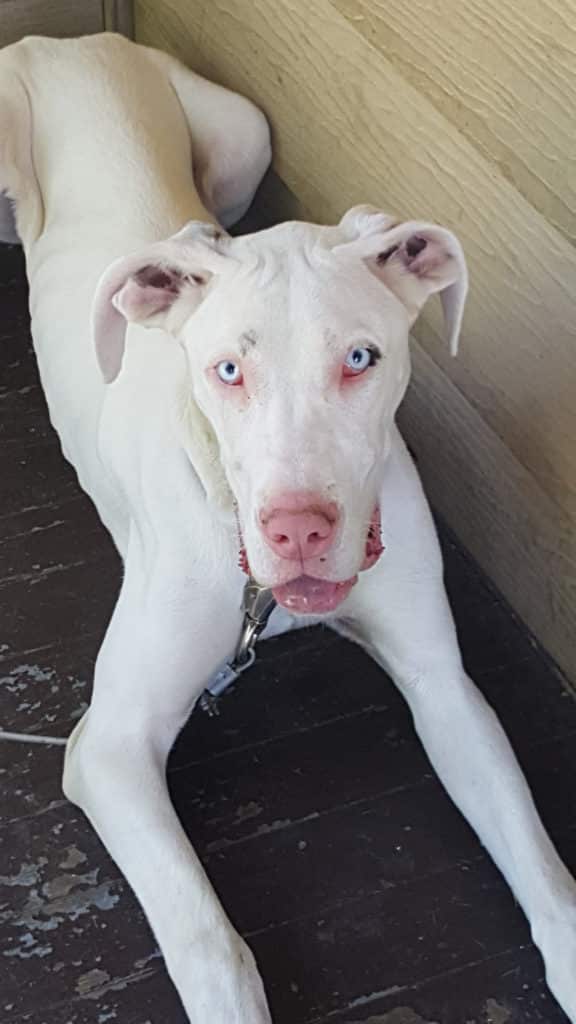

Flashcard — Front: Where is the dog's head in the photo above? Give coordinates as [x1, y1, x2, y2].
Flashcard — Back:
[93, 207, 467, 613]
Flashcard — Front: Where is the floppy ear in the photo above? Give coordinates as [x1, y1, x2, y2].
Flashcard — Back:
[92, 221, 230, 383]
[337, 205, 468, 355]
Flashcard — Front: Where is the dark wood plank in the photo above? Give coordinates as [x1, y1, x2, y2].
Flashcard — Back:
[173, 628, 576, 767]
[170, 706, 430, 844]
[0, 555, 118, 659]
[0, 976, 185, 1024]
[2, 945, 566, 1024]
[0, 966, 183, 1024]
[0, 637, 99, 740]
[2, 736, 574, 1022]
[318, 945, 570, 1024]
[1, 741, 67, 826]
[2, 746, 573, 1023]
[0, 445, 86, 522]
[169, 718, 576, 860]
[0, 496, 113, 582]
[171, 630, 402, 768]
[477, 655, 576, 752]
[247, 857, 540, 1022]
[0, 805, 160, 1021]
[203, 781, 576, 937]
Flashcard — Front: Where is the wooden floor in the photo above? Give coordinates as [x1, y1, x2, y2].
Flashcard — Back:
[1, 238, 575, 1023]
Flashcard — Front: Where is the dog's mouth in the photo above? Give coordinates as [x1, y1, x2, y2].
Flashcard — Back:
[239, 506, 383, 615]
[362, 505, 384, 571]
[270, 575, 357, 614]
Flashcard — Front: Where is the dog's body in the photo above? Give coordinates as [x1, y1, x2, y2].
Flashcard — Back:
[1, 33, 575, 1023]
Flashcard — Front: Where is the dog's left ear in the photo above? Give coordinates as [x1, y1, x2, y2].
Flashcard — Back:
[338, 205, 469, 355]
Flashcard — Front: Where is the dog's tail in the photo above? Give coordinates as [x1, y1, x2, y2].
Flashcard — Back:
[0, 42, 44, 247]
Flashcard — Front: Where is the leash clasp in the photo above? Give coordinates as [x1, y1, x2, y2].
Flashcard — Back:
[234, 578, 277, 667]
[198, 577, 276, 716]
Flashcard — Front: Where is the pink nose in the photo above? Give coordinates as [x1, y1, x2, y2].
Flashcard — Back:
[260, 497, 338, 561]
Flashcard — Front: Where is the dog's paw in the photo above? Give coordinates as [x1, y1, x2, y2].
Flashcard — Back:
[533, 904, 576, 1022]
[173, 929, 272, 1023]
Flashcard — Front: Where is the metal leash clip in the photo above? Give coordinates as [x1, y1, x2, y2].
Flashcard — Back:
[198, 577, 277, 717]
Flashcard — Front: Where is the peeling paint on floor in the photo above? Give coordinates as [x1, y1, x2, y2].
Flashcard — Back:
[58, 845, 88, 871]
[0, 664, 57, 694]
[348, 1008, 438, 1024]
[484, 998, 511, 1023]
[234, 800, 263, 824]
[1, 859, 121, 963]
[97, 1009, 118, 1023]
[42, 868, 99, 901]
[0, 860, 47, 888]
[76, 968, 111, 996]
[133, 948, 162, 970]
[75, 965, 158, 1001]
[4, 932, 53, 960]
[38, 877, 120, 920]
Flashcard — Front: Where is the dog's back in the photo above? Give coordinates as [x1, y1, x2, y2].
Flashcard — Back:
[0, 35, 208, 522]
[0, 33, 270, 549]
[1, 35, 202, 250]
[0, 35, 269, 530]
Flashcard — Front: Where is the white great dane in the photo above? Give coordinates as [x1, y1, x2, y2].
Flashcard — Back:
[0, 31, 574, 1024]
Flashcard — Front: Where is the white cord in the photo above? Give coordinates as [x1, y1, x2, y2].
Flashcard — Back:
[0, 730, 67, 746]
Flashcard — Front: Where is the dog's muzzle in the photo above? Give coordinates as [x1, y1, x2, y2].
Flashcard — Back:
[238, 505, 384, 614]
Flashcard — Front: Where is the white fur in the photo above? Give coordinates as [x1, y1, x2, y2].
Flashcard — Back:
[1, 32, 574, 1023]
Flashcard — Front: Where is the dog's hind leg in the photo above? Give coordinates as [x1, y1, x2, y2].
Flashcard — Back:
[152, 51, 271, 228]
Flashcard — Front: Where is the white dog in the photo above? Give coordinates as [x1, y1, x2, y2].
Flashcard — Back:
[1, 32, 574, 1024]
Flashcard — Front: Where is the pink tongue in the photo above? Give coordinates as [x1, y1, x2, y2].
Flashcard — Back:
[272, 575, 357, 614]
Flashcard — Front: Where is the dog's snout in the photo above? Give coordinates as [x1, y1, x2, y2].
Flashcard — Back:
[263, 510, 334, 560]
[259, 493, 338, 562]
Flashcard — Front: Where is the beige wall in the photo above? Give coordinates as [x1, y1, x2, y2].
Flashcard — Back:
[135, 0, 576, 681]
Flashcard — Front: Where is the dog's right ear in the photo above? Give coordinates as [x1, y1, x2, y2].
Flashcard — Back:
[92, 222, 230, 383]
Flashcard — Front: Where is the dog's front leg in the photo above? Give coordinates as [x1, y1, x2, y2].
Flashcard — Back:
[63, 542, 271, 1024]
[404, 658, 576, 1022]
[348, 570, 576, 1022]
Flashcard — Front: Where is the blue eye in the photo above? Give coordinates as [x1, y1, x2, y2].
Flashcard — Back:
[344, 346, 377, 376]
[216, 360, 243, 385]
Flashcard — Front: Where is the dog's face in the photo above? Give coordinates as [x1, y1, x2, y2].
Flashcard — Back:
[94, 206, 467, 613]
